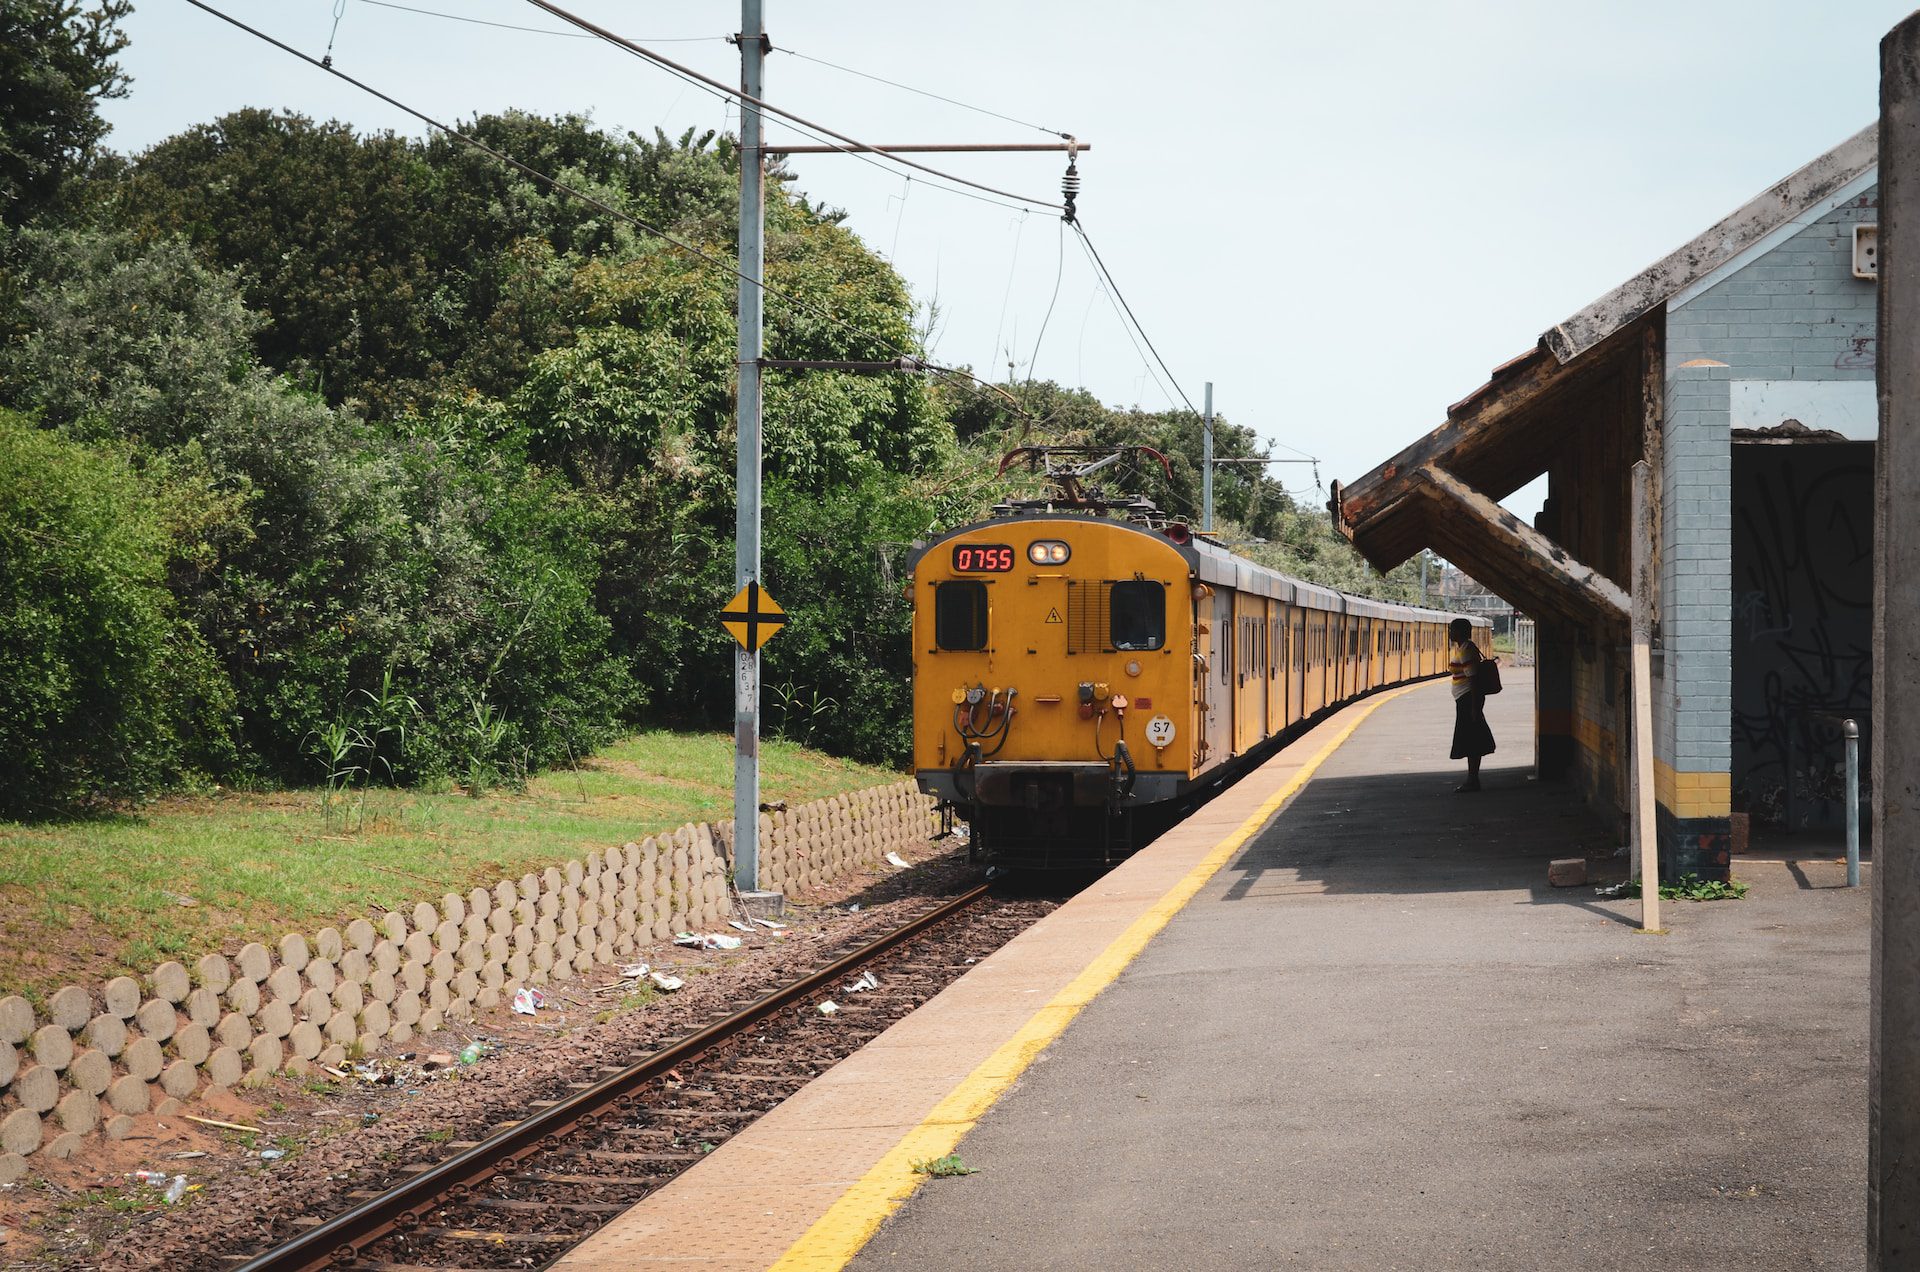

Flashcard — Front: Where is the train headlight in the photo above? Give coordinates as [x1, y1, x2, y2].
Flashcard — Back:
[1027, 540, 1070, 565]
[1125, 660, 1142, 677]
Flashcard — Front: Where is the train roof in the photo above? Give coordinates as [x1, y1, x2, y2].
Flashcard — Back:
[908, 510, 1476, 628]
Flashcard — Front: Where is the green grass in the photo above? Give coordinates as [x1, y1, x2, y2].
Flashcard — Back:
[0, 731, 901, 1000]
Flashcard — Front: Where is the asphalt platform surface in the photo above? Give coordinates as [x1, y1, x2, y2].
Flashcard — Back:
[853, 671, 1869, 1271]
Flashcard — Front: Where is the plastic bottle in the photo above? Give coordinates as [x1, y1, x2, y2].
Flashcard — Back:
[163, 1175, 187, 1204]
[130, 1170, 167, 1185]
[458, 1041, 485, 1065]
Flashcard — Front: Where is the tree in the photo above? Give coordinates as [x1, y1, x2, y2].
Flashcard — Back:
[0, 0, 131, 226]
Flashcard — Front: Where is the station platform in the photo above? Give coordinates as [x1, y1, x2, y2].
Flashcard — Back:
[558, 671, 1869, 1271]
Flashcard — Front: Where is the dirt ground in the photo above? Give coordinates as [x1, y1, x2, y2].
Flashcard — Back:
[0, 837, 981, 1271]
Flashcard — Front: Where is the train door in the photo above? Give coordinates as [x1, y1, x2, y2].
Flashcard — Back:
[1232, 591, 1262, 756]
[1302, 611, 1322, 717]
[1265, 603, 1282, 742]
[1290, 606, 1305, 725]
[1212, 586, 1236, 760]
[1193, 584, 1214, 767]
[1344, 614, 1359, 703]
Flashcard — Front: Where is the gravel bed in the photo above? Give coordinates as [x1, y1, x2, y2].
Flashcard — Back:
[3, 841, 996, 1271]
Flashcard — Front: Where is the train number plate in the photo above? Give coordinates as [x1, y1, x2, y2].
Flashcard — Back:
[951, 543, 1015, 572]
[1145, 715, 1176, 747]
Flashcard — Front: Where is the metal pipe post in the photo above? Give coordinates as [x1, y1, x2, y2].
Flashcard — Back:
[1875, 14, 1920, 1262]
[732, 0, 766, 893]
[1848, 719, 1862, 889]
[1201, 382, 1214, 532]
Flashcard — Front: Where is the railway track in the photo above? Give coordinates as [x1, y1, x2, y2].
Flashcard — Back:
[228, 882, 1045, 1271]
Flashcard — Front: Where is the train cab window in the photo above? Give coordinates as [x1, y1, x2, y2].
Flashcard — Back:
[934, 581, 988, 650]
[1110, 581, 1166, 651]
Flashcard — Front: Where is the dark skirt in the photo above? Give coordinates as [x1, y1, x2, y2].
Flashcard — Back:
[1451, 692, 1495, 760]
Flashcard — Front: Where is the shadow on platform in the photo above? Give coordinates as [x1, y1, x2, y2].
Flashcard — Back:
[1221, 757, 1628, 926]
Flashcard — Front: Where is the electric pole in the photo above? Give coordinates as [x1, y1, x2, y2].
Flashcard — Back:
[1202, 381, 1213, 532]
[733, 0, 766, 895]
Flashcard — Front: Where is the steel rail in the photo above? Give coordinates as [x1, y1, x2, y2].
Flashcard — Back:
[235, 883, 994, 1272]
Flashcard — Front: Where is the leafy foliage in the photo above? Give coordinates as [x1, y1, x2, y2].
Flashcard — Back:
[0, 411, 231, 812]
[0, 91, 1424, 811]
[0, 0, 131, 226]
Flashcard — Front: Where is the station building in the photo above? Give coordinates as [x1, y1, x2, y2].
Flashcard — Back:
[1331, 127, 1878, 878]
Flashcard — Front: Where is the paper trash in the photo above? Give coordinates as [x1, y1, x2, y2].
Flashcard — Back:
[752, 917, 788, 930]
[675, 932, 744, 951]
[727, 920, 755, 932]
[511, 987, 545, 1015]
[618, 963, 651, 979]
[846, 970, 878, 993]
[817, 1000, 839, 1016]
[885, 852, 911, 869]
[649, 971, 685, 992]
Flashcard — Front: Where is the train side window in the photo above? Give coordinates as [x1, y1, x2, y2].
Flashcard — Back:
[934, 581, 988, 650]
[1111, 580, 1165, 651]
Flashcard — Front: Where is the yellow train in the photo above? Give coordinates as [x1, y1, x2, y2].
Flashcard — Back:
[909, 512, 1489, 867]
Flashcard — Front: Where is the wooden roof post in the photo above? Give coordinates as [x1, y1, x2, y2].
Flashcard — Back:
[1630, 459, 1661, 934]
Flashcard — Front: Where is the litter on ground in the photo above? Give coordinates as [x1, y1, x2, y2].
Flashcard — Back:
[649, 971, 685, 992]
[818, 1000, 839, 1016]
[675, 932, 744, 951]
[846, 970, 879, 993]
[512, 986, 546, 1015]
[885, 852, 912, 869]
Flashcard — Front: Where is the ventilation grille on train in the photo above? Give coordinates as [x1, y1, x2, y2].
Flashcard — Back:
[1065, 580, 1112, 654]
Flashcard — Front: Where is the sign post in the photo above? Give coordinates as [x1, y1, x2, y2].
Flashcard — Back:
[732, 0, 767, 895]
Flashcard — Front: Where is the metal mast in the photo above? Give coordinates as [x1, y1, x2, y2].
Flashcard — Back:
[1202, 381, 1214, 532]
[732, 0, 767, 894]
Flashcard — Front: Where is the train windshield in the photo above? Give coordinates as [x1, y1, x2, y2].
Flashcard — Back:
[1109, 581, 1166, 651]
[934, 581, 989, 650]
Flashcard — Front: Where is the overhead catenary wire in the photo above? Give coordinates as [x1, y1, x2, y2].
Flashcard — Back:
[357, 0, 721, 42]
[1070, 221, 1194, 416]
[1070, 220, 1320, 464]
[522, 0, 1065, 213]
[775, 46, 1073, 140]
[178, 0, 1029, 421]
[1071, 224, 1176, 411]
[1024, 218, 1066, 387]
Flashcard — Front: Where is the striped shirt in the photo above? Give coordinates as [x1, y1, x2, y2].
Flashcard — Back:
[1449, 641, 1480, 700]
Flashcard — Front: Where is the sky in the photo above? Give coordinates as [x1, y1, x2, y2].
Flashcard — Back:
[102, 0, 1916, 523]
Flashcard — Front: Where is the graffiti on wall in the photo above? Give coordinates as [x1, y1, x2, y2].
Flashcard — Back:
[1729, 444, 1874, 829]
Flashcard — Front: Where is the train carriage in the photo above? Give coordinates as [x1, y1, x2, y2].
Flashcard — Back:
[910, 507, 1490, 869]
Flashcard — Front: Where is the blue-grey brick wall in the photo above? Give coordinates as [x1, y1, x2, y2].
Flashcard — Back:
[1660, 184, 1878, 795]
[1658, 365, 1731, 776]
[1667, 188, 1878, 382]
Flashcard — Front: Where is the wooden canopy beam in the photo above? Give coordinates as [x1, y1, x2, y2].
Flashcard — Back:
[1332, 347, 1564, 535]
[1413, 464, 1629, 627]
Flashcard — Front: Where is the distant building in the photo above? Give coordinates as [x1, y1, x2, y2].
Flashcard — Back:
[1333, 128, 1876, 874]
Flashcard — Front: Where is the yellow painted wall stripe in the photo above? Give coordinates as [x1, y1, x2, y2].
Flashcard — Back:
[769, 684, 1419, 1272]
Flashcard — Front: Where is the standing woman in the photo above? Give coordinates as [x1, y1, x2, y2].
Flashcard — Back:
[1448, 618, 1495, 792]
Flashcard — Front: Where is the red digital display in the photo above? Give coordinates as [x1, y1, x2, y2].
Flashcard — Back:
[952, 543, 1015, 573]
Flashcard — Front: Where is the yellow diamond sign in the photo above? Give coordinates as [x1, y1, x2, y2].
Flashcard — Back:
[720, 581, 786, 651]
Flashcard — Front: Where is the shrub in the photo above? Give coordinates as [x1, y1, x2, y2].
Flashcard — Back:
[0, 412, 232, 812]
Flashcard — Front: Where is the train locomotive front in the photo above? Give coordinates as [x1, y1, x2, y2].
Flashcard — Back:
[908, 493, 1480, 870]
[909, 514, 1196, 867]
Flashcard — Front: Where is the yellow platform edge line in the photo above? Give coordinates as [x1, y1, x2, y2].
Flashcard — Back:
[768, 683, 1419, 1272]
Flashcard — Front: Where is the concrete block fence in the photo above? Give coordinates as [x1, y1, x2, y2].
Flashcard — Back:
[0, 780, 938, 1183]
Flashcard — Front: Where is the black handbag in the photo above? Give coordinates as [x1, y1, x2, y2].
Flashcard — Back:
[1473, 655, 1502, 696]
